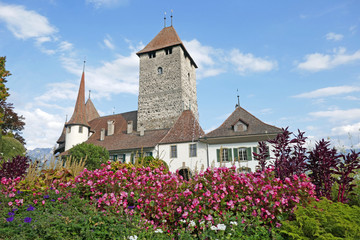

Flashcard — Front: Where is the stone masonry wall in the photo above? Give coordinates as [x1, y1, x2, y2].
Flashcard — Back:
[137, 45, 199, 130]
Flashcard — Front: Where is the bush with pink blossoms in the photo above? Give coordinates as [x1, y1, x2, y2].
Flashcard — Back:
[70, 163, 316, 234]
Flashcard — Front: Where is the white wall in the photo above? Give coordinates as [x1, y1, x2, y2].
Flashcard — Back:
[158, 142, 207, 173]
[65, 125, 89, 151]
[208, 142, 275, 172]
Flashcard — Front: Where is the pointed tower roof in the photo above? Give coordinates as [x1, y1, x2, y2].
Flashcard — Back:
[85, 98, 100, 122]
[66, 71, 89, 127]
[137, 26, 197, 68]
[160, 110, 204, 144]
[205, 107, 282, 138]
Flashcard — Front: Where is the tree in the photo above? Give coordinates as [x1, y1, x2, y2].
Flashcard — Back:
[68, 143, 109, 170]
[0, 57, 10, 124]
[0, 101, 25, 144]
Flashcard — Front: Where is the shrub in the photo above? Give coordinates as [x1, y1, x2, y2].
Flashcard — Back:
[280, 198, 360, 239]
[68, 143, 109, 170]
[0, 136, 26, 160]
[0, 155, 30, 179]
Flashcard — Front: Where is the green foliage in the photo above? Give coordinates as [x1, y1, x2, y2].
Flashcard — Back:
[0, 136, 26, 160]
[68, 143, 109, 170]
[280, 198, 360, 239]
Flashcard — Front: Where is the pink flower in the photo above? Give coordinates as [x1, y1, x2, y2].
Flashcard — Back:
[42, 200, 45, 205]
[8, 201, 13, 207]
[182, 212, 188, 218]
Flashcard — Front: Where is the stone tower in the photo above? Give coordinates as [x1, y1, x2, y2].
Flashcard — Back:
[136, 26, 198, 130]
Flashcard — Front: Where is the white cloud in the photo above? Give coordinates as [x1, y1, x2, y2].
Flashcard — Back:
[103, 34, 115, 50]
[183, 39, 225, 79]
[294, 86, 360, 98]
[297, 47, 360, 72]
[309, 108, 360, 123]
[19, 108, 64, 150]
[0, 3, 57, 40]
[229, 49, 277, 74]
[325, 32, 343, 41]
[59, 41, 73, 52]
[86, 0, 129, 8]
[331, 122, 360, 136]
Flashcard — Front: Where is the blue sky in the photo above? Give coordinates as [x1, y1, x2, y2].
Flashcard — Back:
[0, 0, 360, 150]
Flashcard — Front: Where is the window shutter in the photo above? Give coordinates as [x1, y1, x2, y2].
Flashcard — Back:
[246, 147, 252, 160]
[252, 147, 258, 154]
[266, 147, 270, 160]
[122, 154, 126, 163]
[233, 148, 238, 161]
[217, 149, 220, 162]
[228, 148, 232, 161]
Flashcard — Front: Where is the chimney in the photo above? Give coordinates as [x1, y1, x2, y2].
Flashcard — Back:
[127, 121, 133, 134]
[139, 125, 145, 136]
[100, 128, 105, 141]
[107, 120, 115, 136]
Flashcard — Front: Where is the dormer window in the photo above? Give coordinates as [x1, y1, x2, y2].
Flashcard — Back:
[233, 120, 248, 132]
[79, 126, 83, 133]
[158, 67, 163, 74]
[148, 51, 156, 58]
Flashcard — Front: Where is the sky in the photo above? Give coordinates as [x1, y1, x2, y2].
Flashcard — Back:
[0, 0, 360, 150]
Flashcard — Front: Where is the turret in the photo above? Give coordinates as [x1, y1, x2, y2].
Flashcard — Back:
[64, 71, 90, 151]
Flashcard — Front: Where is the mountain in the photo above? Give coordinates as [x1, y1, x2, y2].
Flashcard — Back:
[26, 148, 54, 163]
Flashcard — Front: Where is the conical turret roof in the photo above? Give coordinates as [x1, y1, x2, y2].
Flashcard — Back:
[137, 26, 197, 68]
[85, 97, 100, 122]
[66, 71, 89, 127]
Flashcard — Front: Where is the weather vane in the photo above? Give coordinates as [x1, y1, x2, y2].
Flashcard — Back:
[164, 12, 167, 28]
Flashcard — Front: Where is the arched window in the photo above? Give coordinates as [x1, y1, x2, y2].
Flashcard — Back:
[178, 168, 192, 181]
[157, 67, 163, 74]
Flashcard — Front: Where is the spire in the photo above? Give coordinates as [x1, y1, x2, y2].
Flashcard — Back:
[67, 70, 89, 127]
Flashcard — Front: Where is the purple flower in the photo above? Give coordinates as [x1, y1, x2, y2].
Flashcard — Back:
[24, 217, 32, 223]
[51, 199, 55, 202]
[6, 216, 14, 222]
[27, 205, 35, 211]
[128, 205, 135, 209]
[12, 208, 18, 211]
[43, 195, 49, 199]
[8, 212, 15, 216]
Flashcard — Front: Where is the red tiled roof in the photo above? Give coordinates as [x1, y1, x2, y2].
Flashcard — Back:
[136, 26, 198, 68]
[85, 98, 100, 122]
[205, 107, 282, 138]
[56, 125, 66, 144]
[66, 72, 89, 127]
[160, 110, 204, 144]
[85, 111, 169, 151]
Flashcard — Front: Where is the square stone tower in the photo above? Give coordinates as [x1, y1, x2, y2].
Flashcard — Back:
[136, 26, 198, 130]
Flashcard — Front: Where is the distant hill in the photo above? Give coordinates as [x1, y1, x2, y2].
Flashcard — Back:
[26, 148, 54, 163]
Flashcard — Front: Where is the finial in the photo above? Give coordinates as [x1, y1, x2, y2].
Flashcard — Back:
[65, 114, 68, 122]
[189, 100, 191, 110]
[113, 106, 115, 115]
[88, 90, 91, 99]
[83, 57, 86, 72]
[164, 12, 167, 28]
[236, 89, 240, 108]
[171, 9, 173, 26]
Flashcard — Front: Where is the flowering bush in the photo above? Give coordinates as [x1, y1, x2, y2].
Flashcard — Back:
[0, 155, 30, 179]
[70, 162, 316, 234]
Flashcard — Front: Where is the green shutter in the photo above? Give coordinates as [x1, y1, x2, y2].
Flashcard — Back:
[217, 149, 220, 162]
[246, 147, 252, 160]
[131, 153, 134, 164]
[233, 148, 238, 161]
[252, 147, 258, 154]
[122, 154, 126, 163]
[228, 148, 232, 161]
[266, 147, 270, 160]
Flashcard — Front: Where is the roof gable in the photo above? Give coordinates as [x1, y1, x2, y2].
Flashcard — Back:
[205, 107, 282, 138]
[160, 110, 204, 144]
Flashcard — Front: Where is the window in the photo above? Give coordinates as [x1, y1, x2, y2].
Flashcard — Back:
[238, 148, 248, 161]
[157, 67, 163, 74]
[109, 155, 117, 161]
[189, 144, 197, 157]
[118, 154, 126, 163]
[67, 126, 71, 133]
[148, 51, 156, 58]
[170, 145, 177, 158]
[145, 152, 153, 157]
[165, 47, 172, 55]
[79, 126, 83, 133]
[221, 148, 229, 162]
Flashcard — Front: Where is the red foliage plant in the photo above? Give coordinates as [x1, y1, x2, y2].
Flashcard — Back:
[0, 155, 30, 179]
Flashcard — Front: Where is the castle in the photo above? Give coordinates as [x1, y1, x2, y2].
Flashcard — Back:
[55, 24, 282, 176]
